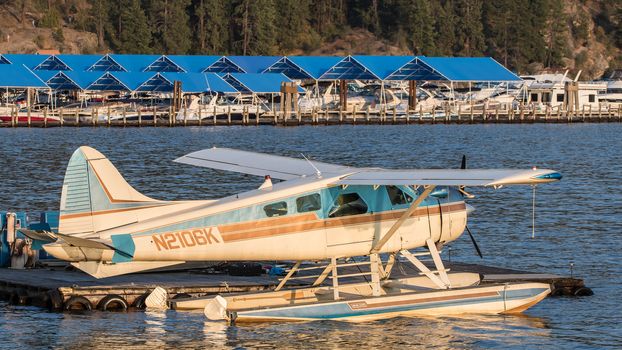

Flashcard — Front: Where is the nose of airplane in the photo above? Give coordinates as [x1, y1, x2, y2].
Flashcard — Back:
[466, 203, 475, 214]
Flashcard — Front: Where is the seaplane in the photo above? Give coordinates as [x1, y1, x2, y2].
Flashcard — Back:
[21, 146, 562, 322]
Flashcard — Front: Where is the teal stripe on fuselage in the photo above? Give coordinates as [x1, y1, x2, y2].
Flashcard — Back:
[135, 185, 464, 237]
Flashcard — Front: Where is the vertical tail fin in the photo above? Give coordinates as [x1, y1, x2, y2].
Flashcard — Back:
[59, 146, 161, 237]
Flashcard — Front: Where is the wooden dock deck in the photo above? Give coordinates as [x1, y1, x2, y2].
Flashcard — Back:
[0, 261, 591, 312]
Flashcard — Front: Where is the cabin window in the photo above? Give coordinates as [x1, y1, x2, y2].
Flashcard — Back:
[589, 94, 595, 103]
[530, 93, 539, 102]
[328, 193, 368, 218]
[263, 201, 287, 217]
[296, 193, 321, 212]
[556, 94, 564, 102]
[386, 185, 413, 205]
[542, 92, 551, 102]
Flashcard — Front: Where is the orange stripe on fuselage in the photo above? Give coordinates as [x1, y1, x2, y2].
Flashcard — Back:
[219, 202, 466, 243]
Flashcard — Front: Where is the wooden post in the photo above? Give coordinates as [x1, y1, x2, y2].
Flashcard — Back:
[122, 107, 126, 126]
[138, 107, 142, 126]
[352, 105, 357, 124]
[107, 106, 111, 126]
[27, 88, 31, 127]
[75, 110, 79, 126]
[339, 80, 347, 111]
[257, 105, 261, 125]
[457, 104, 461, 122]
[43, 107, 48, 128]
[495, 105, 499, 121]
[531, 103, 536, 121]
[59, 107, 64, 127]
[366, 106, 370, 122]
[92, 108, 96, 126]
[227, 105, 231, 125]
[154, 106, 158, 126]
[392, 106, 396, 123]
[408, 80, 417, 111]
[183, 103, 187, 126]
[213, 106, 217, 125]
[419, 105, 423, 123]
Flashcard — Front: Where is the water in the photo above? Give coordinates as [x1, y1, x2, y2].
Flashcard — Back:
[0, 124, 621, 349]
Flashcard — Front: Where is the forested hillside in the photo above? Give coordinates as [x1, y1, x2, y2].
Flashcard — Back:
[0, 0, 620, 79]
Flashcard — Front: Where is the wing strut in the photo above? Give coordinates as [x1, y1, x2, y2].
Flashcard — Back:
[370, 185, 436, 254]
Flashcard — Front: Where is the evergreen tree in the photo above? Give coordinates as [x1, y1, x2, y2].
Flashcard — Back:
[401, 0, 436, 55]
[435, 0, 457, 55]
[544, 0, 568, 68]
[88, 0, 109, 50]
[233, 0, 277, 55]
[275, 0, 317, 52]
[113, 0, 151, 53]
[454, 0, 485, 56]
[193, 0, 229, 54]
[147, 0, 192, 54]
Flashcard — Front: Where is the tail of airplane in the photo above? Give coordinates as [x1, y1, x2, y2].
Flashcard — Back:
[59, 146, 162, 238]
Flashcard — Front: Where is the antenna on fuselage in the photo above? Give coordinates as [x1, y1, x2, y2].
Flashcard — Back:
[300, 153, 322, 178]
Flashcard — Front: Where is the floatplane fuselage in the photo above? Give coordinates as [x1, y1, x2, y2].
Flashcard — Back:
[23, 146, 562, 321]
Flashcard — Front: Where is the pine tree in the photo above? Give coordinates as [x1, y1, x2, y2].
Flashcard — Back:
[275, 0, 317, 52]
[114, 0, 151, 53]
[147, 0, 192, 54]
[401, 0, 436, 55]
[435, 0, 457, 56]
[194, 0, 229, 54]
[89, 0, 109, 50]
[454, 0, 485, 56]
[233, 0, 277, 55]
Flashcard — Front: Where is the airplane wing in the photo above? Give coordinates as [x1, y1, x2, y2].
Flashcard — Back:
[174, 147, 355, 180]
[333, 168, 562, 186]
[175, 148, 562, 186]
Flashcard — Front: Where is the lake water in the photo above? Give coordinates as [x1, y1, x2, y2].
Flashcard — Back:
[0, 124, 620, 349]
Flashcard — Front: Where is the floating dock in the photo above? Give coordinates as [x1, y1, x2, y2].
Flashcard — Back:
[0, 261, 591, 312]
[0, 106, 620, 128]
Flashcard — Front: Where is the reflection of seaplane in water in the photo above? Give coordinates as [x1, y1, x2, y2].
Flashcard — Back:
[21, 146, 562, 322]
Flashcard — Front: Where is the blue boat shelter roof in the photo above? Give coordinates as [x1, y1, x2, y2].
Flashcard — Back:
[168, 55, 220, 73]
[87, 71, 155, 91]
[87, 54, 127, 72]
[204, 56, 244, 73]
[319, 56, 379, 80]
[34, 55, 72, 71]
[263, 57, 312, 80]
[0, 64, 48, 88]
[144, 55, 186, 72]
[3, 54, 49, 70]
[418, 57, 521, 81]
[353, 56, 415, 80]
[385, 57, 445, 81]
[159, 72, 237, 93]
[0, 55, 11, 64]
[286, 56, 343, 80]
[224, 73, 302, 94]
[57, 55, 103, 72]
[109, 54, 160, 72]
[228, 56, 281, 73]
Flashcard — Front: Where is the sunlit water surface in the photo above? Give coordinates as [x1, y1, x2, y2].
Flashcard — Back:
[0, 124, 620, 349]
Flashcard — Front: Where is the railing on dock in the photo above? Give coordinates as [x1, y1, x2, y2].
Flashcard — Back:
[1, 103, 621, 128]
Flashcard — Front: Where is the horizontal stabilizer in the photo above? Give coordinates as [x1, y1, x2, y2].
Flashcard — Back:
[174, 147, 354, 180]
[72, 261, 187, 279]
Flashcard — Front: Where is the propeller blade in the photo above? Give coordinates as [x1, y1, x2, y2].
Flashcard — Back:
[460, 155, 466, 169]
[465, 225, 483, 259]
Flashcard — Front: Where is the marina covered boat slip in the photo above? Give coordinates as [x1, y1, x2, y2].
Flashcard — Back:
[1, 54, 619, 126]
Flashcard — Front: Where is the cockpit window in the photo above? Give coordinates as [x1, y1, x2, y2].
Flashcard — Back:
[387, 185, 413, 205]
[264, 201, 287, 217]
[296, 193, 321, 212]
[328, 193, 368, 218]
